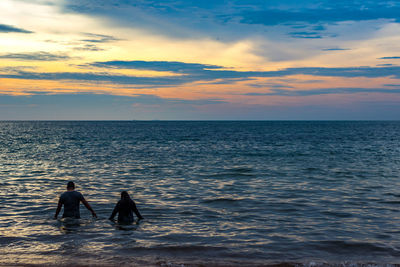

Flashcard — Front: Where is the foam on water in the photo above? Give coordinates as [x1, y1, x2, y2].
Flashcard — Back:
[1, 121, 400, 266]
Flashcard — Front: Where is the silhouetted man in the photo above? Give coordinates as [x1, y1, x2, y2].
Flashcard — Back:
[54, 181, 97, 219]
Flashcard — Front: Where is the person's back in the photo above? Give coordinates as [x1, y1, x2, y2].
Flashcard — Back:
[116, 199, 136, 223]
[109, 191, 143, 224]
[59, 190, 84, 218]
[54, 181, 97, 219]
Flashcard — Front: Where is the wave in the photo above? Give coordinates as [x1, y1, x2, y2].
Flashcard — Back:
[0, 236, 27, 245]
[202, 198, 241, 204]
[2, 257, 400, 267]
[308, 240, 400, 257]
[121, 245, 227, 255]
[378, 200, 400, 205]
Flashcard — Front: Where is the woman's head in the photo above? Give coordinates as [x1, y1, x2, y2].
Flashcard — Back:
[121, 191, 130, 200]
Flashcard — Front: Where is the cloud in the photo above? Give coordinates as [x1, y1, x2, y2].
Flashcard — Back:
[66, 33, 120, 52]
[239, 4, 400, 26]
[244, 87, 400, 97]
[0, 66, 37, 72]
[87, 60, 270, 84]
[204, 78, 254, 85]
[288, 31, 322, 39]
[247, 82, 294, 89]
[0, 52, 70, 61]
[384, 84, 400, 87]
[3, 61, 400, 87]
[0, 70, 183, 85]
[63, 0, 231, 38]
[60, 0, 400, 44]
[0, 24, 32, 33]
[270, 66, 400, 79]
[322, 48, 350, 51]
[73, 44, 104, 51]
[379, 56, 400, 59]
[81, 33, 121, 43]
[91, 60, 223, 72]
[92, 61, 400, 79]
[64, 1, 400, 26]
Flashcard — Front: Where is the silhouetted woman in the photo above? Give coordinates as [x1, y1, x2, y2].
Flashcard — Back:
[109, 191, 143, 224]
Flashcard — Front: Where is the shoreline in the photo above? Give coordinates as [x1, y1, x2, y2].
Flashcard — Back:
[1, 256, 399, 267]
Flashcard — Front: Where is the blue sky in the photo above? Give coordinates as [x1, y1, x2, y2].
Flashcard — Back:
[0, 0, 400, 119]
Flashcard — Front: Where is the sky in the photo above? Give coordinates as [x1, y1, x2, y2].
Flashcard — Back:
[1, 0, 400, 120]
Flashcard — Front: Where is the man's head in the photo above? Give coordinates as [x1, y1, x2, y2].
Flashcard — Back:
[67, 181, 75, 190]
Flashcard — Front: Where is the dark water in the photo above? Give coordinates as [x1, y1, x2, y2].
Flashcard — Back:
[1, 121, 400, 266]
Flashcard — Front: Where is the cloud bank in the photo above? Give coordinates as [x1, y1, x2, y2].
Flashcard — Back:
[0, 24, 32, 33]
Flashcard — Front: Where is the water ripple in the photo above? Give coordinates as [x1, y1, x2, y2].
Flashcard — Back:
[1, 121, 400, 265]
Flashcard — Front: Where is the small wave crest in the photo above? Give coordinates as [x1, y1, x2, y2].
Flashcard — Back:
[309, 240, 400, 257]
[122, 245, 227, 255]
[202, 198, 240, 204]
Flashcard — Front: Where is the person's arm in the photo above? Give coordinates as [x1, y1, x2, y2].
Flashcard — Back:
[82, 199, 97, 218]
[54, 199, 62, 219]
[109, 203, 119, 221]
[131, 200, 144, 220]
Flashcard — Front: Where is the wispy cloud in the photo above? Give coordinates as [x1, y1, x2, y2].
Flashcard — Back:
[91, 61, 400, 79]
[288, 31, 322, 39]
[0, 52, 70, 61]
[59, 0, 400, 46]
[378, 56, 400, 59]
[73, 44, 104, 51]
[384, 84, 400, 87]
[3, 62, 400, 87]
[91, 60, 223, 72]
[244, 87, 400, 97]
[81, 33, 121, 43]
[322, 48, 350, 51]
[0, 24, 32, 33]
[239, 5, 400, 26]
[247, 83, 294, 89]
[0, 70, 183, 85]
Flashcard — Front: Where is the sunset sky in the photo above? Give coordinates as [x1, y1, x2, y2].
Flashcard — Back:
[1, 0, 400, 120]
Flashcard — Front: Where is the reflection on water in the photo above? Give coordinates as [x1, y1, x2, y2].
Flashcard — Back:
[109, 218, 141, 231]
[57, 218, 98, 234]
[1, 121, 400, 266]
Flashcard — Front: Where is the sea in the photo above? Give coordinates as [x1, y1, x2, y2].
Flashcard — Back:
[0, 121, 400, 266]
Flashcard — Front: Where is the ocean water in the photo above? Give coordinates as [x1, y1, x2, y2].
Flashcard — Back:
[0, 121, 400, 266]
